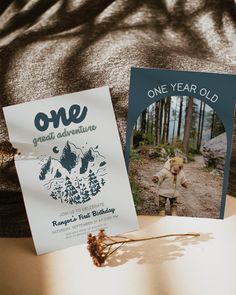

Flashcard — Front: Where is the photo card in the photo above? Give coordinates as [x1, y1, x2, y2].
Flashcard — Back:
[125, 68, 236, 219]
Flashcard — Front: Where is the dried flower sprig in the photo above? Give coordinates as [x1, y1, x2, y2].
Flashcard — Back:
[0, 140, 18, 168]
[87, 229, 200, 267]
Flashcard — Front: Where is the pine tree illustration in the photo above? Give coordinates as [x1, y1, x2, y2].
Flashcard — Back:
[50, 190, 57, 200]
[54, 183, 63, 203]
[64, 176, 80, 204]
[88, 170, 101, 196]
[101, 178, 105, 186]
[75, 177, 81, 192]
[50, 183, 63, 202]
[39, 157, 51, 180]
[81, 183, 90, 203]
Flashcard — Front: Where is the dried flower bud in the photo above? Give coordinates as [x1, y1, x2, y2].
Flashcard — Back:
[0, 140, 18, 168]
[87, 230, 110, 267]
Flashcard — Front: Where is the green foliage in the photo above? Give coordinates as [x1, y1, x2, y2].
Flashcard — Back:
[130, 177, 142, 208]
[139, 145, 151, 156]
[147, 143, 196, 162]
[132, 130, 154, 148]
[143, 133, 154, 145]
[206, 110, 225, 138]
[151, 144, 177, 158]
[160, 144, 176, 156]
[129, 148, 141, 161]
[186, 152, 195, 162]
[213, 117, 225, 137]
[129, 160, 142, 209]
[132, 130, 143, 148]
[171, 137, 184, 149]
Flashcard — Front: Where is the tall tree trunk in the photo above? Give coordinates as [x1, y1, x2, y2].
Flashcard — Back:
[172, 98, 178, 143]
[183, 97, 194, 152]
[177, 97, 183, 138]
[197, 101, 203, 150]
[166, 97, 171, 142]
[150, 105, 154, 137]
[161, 99, 168, 144]
[141, 109, 147, 133]
[211, 111, 215, 139]
[159, 100, 164, 142]
[199, 102, 205, 149]
[155, 102, 160, 145]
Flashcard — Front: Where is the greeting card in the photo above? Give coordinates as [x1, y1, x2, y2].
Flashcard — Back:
[125, 68, 236, 219]
[3, 87, 138, 254]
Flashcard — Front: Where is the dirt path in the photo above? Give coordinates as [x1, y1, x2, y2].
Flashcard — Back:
[131, 155, 224, 219]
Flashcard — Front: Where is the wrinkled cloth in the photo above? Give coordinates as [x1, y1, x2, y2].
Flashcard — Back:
[1, 0, 236, 237]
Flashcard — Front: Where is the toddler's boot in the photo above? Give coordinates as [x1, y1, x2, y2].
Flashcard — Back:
[159, 209, 166, 216]
[171, 206, 177, 216]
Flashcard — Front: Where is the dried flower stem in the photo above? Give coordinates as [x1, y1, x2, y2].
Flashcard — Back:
[87, 230, 200, 267]
[104, 232, 200, 247]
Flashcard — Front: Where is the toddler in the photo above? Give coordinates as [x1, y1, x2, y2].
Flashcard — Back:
[152, 156, 188, 216]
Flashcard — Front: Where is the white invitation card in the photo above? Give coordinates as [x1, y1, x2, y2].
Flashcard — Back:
[3, 87, 138, 254]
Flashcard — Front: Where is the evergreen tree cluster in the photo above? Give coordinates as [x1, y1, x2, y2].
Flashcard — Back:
[49, 170, 105, 205]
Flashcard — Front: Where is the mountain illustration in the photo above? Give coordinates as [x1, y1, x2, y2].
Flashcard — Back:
[39, 156, 69, 182]
[80, 149, 95, 174]
[38, 141, 107, 205]
[39, 157, 51, 181]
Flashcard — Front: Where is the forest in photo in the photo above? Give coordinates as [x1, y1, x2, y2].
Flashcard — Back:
[129, 96, 226, 218]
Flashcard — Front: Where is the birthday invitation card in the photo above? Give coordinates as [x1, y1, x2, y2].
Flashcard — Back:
[3, 87, 138, 254]
[125, 68, 236, 219]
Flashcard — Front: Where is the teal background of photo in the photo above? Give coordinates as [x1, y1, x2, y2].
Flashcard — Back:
[125, 67, 236, 219]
